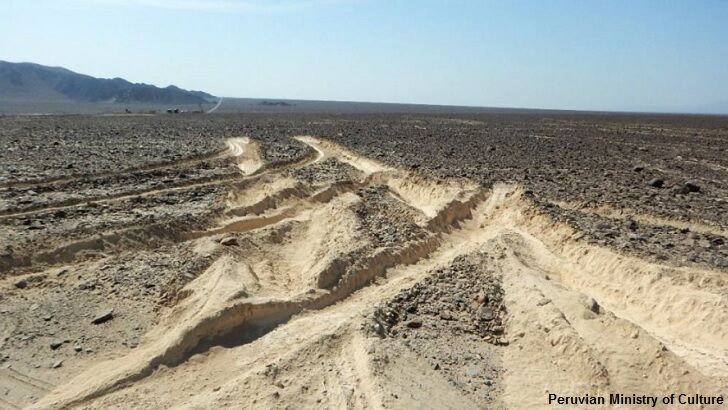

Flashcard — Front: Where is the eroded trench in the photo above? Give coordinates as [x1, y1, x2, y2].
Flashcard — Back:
[26, 137, 728, 409]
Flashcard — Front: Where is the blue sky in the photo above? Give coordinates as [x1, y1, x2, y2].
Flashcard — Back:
[2, 0, 728, 113]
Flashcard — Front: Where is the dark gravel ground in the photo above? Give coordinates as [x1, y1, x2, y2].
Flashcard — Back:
[0, 156, 236, 214]
[0, 239, 217, 389]
[534, 199, 728, 268]
[0, 183, 225, 274]
[0, 115, 312, 185]
[0, 114, 314, 276]
[8, 113, 726, 228]
[314, 115, 728, 228]
[0, 115, 225, 184]
[245, 113, 728, 271]
[2, 112, 728, 273]
[77, 112, 723, 229]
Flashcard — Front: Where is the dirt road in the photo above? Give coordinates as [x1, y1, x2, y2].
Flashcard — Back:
[206, 98, 223, 114]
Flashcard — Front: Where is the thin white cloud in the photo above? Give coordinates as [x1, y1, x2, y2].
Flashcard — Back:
[81, 0, 351, 13]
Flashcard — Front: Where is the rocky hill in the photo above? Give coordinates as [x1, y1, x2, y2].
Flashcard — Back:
[0, 61, 215, 106]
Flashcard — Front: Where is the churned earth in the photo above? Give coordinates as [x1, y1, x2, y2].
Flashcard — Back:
[0, 113, 727, 409]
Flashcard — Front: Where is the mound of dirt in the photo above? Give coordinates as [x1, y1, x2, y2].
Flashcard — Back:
[370, 252, 506, 405]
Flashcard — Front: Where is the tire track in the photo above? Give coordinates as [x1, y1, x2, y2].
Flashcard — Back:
[0, 146, 231, 190]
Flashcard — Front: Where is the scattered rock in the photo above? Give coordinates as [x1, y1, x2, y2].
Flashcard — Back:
[625, 220, 638, 231]
[584, 297, 600, 314]
[465, 367, 481, 378]
[713, 257, 728, 268]
[683, 181, 701, 193]
[14, 279, 27, 289]
[648, 178, 664, 188]
[536, 298, 551, 307]
[220, 236, 238, 246]
[91, 308, 114, 324]
[50, 340, 64, 350]
[477, 306, 495, 321]
[676, 182, 701, 195]
[406, 320, 423, 329]
[78, 280, 97, 290]
[51, 360, 63, 369]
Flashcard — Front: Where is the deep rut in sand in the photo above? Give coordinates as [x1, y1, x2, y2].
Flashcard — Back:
[12, 137, 728, 409]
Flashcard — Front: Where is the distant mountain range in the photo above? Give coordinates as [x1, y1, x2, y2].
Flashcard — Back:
[0, 61, 216, 106]
[1, 61, 725, 116]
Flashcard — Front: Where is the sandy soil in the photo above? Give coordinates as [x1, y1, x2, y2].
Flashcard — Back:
[1, 114, 727, 409]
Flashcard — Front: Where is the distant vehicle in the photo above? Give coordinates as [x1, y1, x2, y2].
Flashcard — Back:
[166, 108, 180, 114]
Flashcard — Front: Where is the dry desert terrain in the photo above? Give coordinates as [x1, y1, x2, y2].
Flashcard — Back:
[1, 113, 727, 409]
